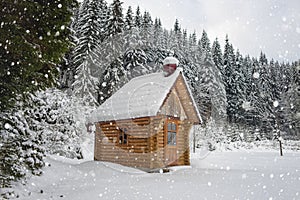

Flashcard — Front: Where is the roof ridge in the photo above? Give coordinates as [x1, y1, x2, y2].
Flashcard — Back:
[130, 71, 162, 81]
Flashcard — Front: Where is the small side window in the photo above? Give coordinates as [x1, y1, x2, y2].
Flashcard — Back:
[167, 121, 177, 145]
[118, 128, 128, 145]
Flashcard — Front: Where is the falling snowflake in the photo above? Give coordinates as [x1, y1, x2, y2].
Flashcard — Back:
[242, 101, 252, 111]
[273, 100, 279, 108]
[4, 123, 11, 130]
[282, 16, 287, 22]
[242, 174, 247, 179]
[253, 72, 260, 79]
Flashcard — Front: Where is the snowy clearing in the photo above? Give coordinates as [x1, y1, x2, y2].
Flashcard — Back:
[12, 151, 300, 200]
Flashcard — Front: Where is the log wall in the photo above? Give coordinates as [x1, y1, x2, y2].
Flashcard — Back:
[94, 115, 192, 170]
[94, 117, 152, 169]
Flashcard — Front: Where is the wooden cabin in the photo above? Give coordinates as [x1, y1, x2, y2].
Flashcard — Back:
[89, 61, 201, 171]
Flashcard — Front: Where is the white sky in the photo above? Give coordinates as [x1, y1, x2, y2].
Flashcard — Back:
[103, 0, 300, 62]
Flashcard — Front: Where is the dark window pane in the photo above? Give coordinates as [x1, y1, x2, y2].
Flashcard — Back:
[167, 132, 176, 145]
[124, 133, 127, 144]
[172, 123, 176, 130]
[172, 132, 176, 145]
[168, 132, 171, 144]
[168, 122, 176, 131]
[168, 123, 172, 131]
[119, 134, 123, 144]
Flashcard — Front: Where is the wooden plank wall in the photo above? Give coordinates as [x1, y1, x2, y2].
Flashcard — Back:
[177, 119, 192, 166]
[94, 117, 152, 169]
[149, 116, 166, 169]
[160, 90, 187, 120]
[94, 115, 192, 170]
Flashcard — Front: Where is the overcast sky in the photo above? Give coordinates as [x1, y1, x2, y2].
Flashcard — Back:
[106, 0, 299, 63]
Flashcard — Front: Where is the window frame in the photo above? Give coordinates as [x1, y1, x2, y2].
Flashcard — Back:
[118, 127, 128, 145]
[165, 118, 178, 146]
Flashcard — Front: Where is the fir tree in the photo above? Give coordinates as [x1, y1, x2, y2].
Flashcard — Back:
[212, 38, 223, 72]
[223, 35, 238, 123]
[153, 18, 163, 49]
[182, 31, 199, 91]
[125, 6, 134, 30]
[239, 55, 257, 134]
[26, 89, 84, 159]
[0, 107, 45, 189]
[174, 19, 181, 34]
[123, 27, 148, 80]
[234, 50, 247, 123]
[286, 61, 300, 138]
[0, 0, 77, 194]
[134, 6, 142, 28]
[98, 0, 126, 104]
[195, 59, 227, 123]
[170, 19, 185, 59]
[70, 0, 108, 105]
[107, 0, 124, 36]
[200, 29, 211, 55]
[141, 11, 153, 49]
[0, 0, 78, 111]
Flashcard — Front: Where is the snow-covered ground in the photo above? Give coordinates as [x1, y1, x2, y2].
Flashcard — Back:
[12, 150, 300, 200]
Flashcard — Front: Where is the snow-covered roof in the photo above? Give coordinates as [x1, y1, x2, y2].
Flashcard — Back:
[89, 68, 201, 123]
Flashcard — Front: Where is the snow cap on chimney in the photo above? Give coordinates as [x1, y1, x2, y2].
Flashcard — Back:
[163, 57, 179, 77]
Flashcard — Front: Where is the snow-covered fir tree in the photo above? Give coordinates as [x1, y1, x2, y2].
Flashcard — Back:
[0, 0, 77, 111]
[223, 35, 239, 123]
[212, 38, 223, 72]
[196, 58, 227, 122]
[98, 0, 126, 104]
[0, 108, 45, 189]
[71, 0, 108, 105]
[140, 11, 155, 65]
[170, 20, 185, 61]
[149, 18, 170, 72]
[141, 11, 153, 41]
[134, 6, 142, 29]
[200, 30, 211, 56]
[125, 6, 134, 30]
[0, 0, 78, 193]
[286, 61, 300, 138]
[25, 89, 86, 159]
[123, 27, 148, 80]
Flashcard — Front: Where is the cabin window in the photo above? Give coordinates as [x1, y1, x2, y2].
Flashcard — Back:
[118, 128, 128, 145]
[167, 121, 177, 145]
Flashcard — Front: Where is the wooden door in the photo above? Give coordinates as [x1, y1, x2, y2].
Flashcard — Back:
[164, 118, 178, 166]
